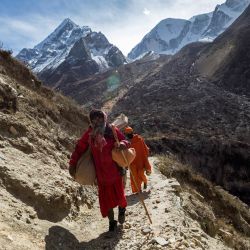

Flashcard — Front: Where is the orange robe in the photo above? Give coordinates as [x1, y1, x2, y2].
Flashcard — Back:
[129, 134, 152, 193]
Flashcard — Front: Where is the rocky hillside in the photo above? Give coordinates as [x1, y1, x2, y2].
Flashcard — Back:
[196, 3, 250, 97]
[0, 49, 96, 236]
[16, 18, 126, 91]
[0, 52, 249, 249]
[114, 41, 250, 203]
[128, 0, 250, 59]
[62, 5, 250, 206]
[55, 54, 171, 110]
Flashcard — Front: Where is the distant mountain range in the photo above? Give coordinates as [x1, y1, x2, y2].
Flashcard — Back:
[16, 0, 250, 92]
[128, 0, 250, 59]
[16, 18, 126, 88]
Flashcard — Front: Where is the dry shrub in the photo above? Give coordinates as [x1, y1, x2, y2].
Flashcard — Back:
[0, 49, 12, 60]
[0, 49, 39, 90]
[157, 153, 192, 180]
[0, 49, 89, 137]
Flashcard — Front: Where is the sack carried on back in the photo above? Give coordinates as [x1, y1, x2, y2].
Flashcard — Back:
[74, 147, 96, 185]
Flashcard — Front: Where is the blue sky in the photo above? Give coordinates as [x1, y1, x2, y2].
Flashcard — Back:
[0, 0, 225, 55]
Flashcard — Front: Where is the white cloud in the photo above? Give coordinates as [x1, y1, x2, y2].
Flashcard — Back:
[8, 20, 37, 33]
[143, 8, 151, 15]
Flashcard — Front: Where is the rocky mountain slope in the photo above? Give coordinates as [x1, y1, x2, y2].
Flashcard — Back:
[54, 54, 171, 110]
[1, 133, 250, 250]
[196, 2, 250, 97]
[0, 51, 249, 249]
[128, 0, 250, 59]
[0, 49, 96, 242]
[63, 5, 250, 206]
[113, 42, 250, 204]
[16, 18, 126, 90]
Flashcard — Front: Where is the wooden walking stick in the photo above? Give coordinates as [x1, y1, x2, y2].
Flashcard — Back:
[111, 125, 153, 224]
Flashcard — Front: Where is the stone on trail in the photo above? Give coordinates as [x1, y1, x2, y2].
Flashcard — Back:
[141, 227, 152, 235]
[152, 236, 168, 246]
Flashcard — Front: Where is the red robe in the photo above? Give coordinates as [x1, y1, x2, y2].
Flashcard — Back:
[69, 126, 128, 217]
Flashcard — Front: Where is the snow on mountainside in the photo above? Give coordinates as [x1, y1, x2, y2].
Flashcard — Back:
[16, 18, 126, 74]
[17, 18, 91, 72]
[128, 0, 250, 59]
[142, 18, 189, 55]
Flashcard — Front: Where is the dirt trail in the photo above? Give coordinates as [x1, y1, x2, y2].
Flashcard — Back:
[0, 156, 235, 250]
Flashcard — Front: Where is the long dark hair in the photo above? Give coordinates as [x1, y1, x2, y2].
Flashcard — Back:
[104, 124, 114, 139]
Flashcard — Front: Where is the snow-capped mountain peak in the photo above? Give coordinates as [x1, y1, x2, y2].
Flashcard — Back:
[58, 17, 76, 28]
[16, 18, 126, 74]
[148, 18, 189, 41]
[34, 18, 88, 51]
[225, 0, 249, 10]
[128, 0, 250, 60]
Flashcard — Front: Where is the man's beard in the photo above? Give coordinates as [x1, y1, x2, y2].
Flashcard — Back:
[92, 123, 106, 137]
[91, 123, 107, 151]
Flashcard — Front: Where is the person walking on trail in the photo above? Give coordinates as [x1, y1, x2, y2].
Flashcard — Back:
[124, 126, 152, 193]
[69, 109, 129, 232]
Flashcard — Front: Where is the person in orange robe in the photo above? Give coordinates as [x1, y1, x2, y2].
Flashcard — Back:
[124, 126, 152, 193]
